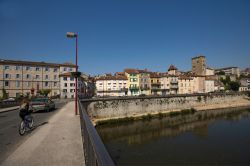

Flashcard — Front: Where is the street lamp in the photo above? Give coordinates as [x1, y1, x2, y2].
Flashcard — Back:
[67, 32, 78, 115]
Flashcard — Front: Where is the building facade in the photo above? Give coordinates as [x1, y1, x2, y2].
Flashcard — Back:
[124, 69, 140, 96]
[138, 70, 151, 95]
[205, 78, 215, 93]
[215, 67, 240, 77]
[150, 73, 161, 95]
[0, 59, 76, 98]
[95, 75, 128, 97]
[192, 55, 206, 76]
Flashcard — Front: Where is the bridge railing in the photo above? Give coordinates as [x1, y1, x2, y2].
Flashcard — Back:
[78, 100, 115, 166]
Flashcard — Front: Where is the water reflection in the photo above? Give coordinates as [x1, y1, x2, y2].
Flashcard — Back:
[97, 108, 250, 165]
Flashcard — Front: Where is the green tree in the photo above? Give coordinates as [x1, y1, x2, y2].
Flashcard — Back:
[217, 71, 225, 75]
[228, 81, 240, 91]
[37, 89, 51, 97]
[2, 88, 8, 99]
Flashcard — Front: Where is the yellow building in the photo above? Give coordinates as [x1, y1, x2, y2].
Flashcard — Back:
[150, 72, 161, 95]
[124, 69, 140, 96]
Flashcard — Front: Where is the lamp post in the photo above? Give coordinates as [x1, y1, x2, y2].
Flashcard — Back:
[67, 32, 78, 115]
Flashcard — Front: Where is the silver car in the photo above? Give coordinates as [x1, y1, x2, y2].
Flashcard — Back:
[30, 98, 55, 112]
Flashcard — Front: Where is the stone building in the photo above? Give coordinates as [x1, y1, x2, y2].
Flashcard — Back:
[0, 59, 76, 98]
[192, 55, 206, 76]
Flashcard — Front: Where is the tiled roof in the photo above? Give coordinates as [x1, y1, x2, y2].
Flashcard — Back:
[150, 72, 161, 78]
[124, 68, 139, 74]
[168, 65, 177, 71]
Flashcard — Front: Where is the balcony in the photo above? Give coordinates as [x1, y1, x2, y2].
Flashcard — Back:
[170, 85, 178, 89]
[129, 86, 139, 90]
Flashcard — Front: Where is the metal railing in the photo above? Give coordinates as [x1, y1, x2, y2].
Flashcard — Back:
[78, 100, 115, 166]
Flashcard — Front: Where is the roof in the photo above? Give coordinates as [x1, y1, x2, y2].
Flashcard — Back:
[178, 75, 193, 80]
[96, 75, 127, 81]
[150, 72, 161, 78]
[215, 67, 239, 70]
[124, 68, 139, 74]
[0, 59, 76, 67]
[168, 65, 178, 71]
[192, 55, 206, 59]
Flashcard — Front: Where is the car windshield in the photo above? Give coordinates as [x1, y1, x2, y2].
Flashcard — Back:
[31, 98, 48, 103]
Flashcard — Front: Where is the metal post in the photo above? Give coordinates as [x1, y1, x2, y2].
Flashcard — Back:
[75, 35, 78, 115]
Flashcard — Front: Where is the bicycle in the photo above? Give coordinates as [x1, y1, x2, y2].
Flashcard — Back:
[19, 114, 34, 135]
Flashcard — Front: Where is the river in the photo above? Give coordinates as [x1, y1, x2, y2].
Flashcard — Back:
[96, 108, 250, 165]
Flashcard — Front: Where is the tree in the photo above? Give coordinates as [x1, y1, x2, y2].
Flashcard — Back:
[2, 88, 8, 99]
[228, 81, 240, 91]
[37, 89, 51, 97]
[217, 71, 225, 75]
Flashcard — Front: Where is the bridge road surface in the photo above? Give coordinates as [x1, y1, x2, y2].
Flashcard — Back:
[0, 100, 69, 164]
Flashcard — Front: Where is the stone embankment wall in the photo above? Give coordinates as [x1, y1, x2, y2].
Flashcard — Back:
[86, 93, 249, 120]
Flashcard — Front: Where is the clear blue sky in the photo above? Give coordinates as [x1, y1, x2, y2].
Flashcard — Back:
[0, 0, 250, 75]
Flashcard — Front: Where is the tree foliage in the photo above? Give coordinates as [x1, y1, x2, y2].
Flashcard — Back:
[220, 76, 240, 91]
[37, 89, 51, 96]
[2, 88, 8, 99]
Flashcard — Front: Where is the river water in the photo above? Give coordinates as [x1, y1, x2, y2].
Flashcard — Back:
[96, 108, 250, 165]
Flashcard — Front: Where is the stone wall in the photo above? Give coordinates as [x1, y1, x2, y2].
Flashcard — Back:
[86, 93, 249, 120]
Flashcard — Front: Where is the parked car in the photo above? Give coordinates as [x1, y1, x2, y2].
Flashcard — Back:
[2, 98, 16, 102]
[30, 98, 55, 112]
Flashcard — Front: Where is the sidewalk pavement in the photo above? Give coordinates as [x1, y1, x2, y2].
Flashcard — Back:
[0, 106, 20, 113]
[1, 101, 85, 166]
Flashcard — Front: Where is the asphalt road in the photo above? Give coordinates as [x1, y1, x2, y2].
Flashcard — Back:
[0, 100, 69, 164]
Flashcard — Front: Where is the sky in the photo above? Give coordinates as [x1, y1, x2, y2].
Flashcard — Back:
[0, 0, 250, 75]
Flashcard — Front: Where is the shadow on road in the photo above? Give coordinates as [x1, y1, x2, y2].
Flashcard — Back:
[25, 122, 49, 134]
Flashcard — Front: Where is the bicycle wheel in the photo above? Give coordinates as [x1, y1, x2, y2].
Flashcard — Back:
[19, 121, 26, 135]
[28, 117, 34, 129]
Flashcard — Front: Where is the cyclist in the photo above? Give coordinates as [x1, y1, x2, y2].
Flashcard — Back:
[19, 99, 32, 124]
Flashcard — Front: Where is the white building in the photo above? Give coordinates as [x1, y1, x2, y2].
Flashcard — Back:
[59, 72, 84, 99]
[206, 67, 215, 76]
[205, 78, 215, 93]
[215, 67, 240, 77]
[95, 75, 128, 97]
[160, 74, 178, 95]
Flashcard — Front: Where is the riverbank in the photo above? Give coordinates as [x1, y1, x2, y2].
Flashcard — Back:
[87, 95, 250, 126]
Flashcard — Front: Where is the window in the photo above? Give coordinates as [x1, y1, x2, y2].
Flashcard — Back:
[36, 67, 40, 71]
[5, 74, 10, 78]
[16, 74, 20, 79]
[70, 77, 74, 81]
[45, 82, 49, 87]
[54, 82, 57, 87]
[64, 67, 67, 71]
[63, 77, 67, 81]
[4, 66, 9, 70]
[26, 74, 30, 79]
[64, 83, 67, 87]
[4, 81, 9, 86]
[45, 75, 49, 79]
[70, 83, 75, 87]
[16, 81, 20, 87]
[54, 75, 57, 80]
[99, 83, 103, 85]
[45, 67, 49, 71]
[36, 75, 40, 79]
[26, 66, 30, 70]
[69, 68, 73, 71]
[63, 89, 67, 92]
[16, 66, 21, 70]
[54, 68, 58, 72]
[70, 89, 74, 92]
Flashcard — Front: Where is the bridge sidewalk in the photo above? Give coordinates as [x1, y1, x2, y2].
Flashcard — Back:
[2, 101, 85, 166]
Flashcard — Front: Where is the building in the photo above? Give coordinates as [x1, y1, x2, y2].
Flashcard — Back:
[95, 75, 128, 97]
[239, 78, 250, 91]
[205, 77, 215, 93]
[160, 73, 178, 95]
[215, 67, 240, 77]
[124, 69, 140, 96]
[214, 80, 225, 92]
[192, 55, 206, 76]
[0, 59, 76, 98]
[138, 69, 151, 95]
[206, 67, 215, 76]
[150, 72, 162, 95]
[178, 75, 194, 94]
[240, 68, 250, 76]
